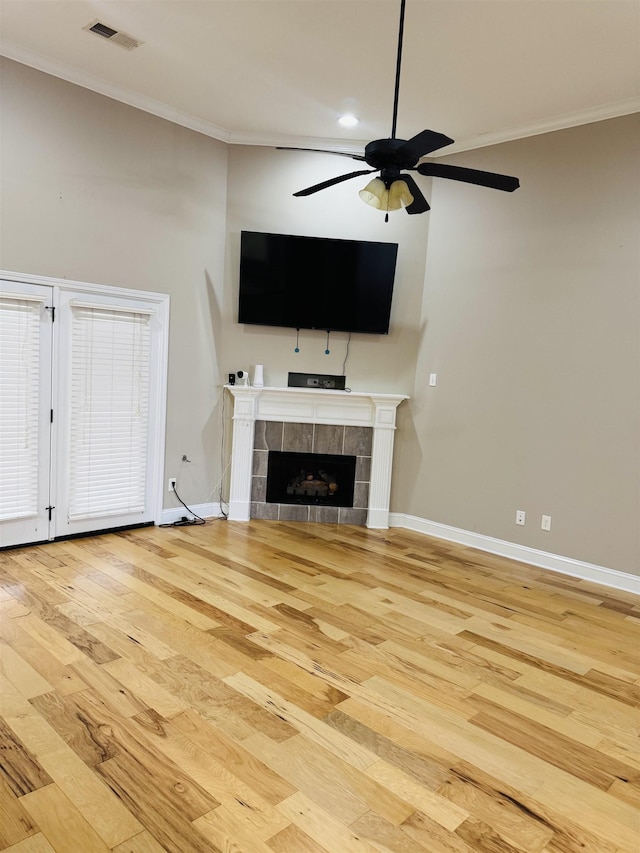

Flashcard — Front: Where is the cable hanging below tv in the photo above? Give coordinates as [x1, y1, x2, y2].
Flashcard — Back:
[238, 231, 398, 335]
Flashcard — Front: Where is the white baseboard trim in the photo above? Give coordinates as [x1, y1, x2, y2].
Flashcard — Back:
[389, 513, 640, 596]
[159, 503, 225, 526]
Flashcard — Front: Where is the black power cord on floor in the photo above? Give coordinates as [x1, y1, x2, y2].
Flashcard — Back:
[160, 482, 206, 527]
[162, 389, 231, 528]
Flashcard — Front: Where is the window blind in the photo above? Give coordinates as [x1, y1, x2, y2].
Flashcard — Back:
[69, 305, 151, 520]
[0, 296, 42, 521]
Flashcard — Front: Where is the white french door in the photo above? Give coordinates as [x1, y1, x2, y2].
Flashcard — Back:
[0, 282, 54, 547]
[0, 274, 169, 548]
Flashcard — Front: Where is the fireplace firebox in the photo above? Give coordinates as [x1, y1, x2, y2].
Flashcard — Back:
[266, 451, 356, 508]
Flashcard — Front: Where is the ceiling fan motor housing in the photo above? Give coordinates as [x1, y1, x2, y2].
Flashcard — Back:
[364, 138, 419, 172]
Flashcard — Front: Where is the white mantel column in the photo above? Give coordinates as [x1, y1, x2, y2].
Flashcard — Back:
[228, 388, 260, 521]
[367, 396, 402, 529]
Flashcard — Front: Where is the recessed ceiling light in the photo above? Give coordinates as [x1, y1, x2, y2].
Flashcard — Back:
[337, 114, 359, 128]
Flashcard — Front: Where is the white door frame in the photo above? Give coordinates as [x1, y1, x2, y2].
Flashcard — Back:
[0, 270, 170, 538]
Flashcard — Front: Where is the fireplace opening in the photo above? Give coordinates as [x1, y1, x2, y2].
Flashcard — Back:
[266, 451, 356, 508]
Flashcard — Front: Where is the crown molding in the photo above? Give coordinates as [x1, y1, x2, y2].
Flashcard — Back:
[3, 41, 638, 155]
[228, 131, 367, 156]
[224, 98, 640, 156]
[440, 97, 640, 156]
[1, 42, 231, 143]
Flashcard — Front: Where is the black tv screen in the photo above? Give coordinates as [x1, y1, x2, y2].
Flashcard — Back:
[238, 231, 398, 334]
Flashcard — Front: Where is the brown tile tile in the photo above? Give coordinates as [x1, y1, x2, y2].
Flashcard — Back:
[355, 455, 371, 482]
[353, 482, 370, 509]
[251, 477, 267, 502]
[309, 505, 340, 524]
[313, 424, 344, 454]
[339, 507, 367, 526]
[279, 504, 310, 522]
[252, 449, 268, 476]
[254, 420, 268, 450]
[283, 422, 313, 452]
[251, 501, 279, 520]
[344, 426, 373, 456]
[264, 421, 285, 451]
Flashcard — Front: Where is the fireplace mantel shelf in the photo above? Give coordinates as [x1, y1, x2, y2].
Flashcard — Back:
[224, 385, 409, 528]
[225, 385, 408, 400]
[224, 385, 408, 428]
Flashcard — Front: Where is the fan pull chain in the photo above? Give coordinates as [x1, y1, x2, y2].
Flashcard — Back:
[325, 331, 331, 354]
[294, 328, 300, 353]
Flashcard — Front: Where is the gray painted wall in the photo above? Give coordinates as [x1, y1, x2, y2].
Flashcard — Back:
[397, 116, 639, 574]
[2, 58, 638, 575]
[1, 59, 229, 506]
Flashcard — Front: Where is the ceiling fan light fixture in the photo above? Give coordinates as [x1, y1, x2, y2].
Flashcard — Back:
[359, 178, 413, 212]
[359, 177, 387, 208]
[285, 0, 518, 215]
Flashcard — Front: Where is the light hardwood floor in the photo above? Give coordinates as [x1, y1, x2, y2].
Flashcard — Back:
[0, 520, 638, 853]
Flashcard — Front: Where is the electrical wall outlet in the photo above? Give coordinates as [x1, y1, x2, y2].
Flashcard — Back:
[429, 373, 437, 386]
[168, 477, 176, 492]
[516, 510, 526, 526]
[541, 515, 552, 531]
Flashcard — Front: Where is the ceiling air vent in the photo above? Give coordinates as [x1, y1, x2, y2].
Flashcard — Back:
[83, 20, 143, 51]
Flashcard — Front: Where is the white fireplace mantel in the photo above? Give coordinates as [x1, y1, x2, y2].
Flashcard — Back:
[225, 385, 408, 528]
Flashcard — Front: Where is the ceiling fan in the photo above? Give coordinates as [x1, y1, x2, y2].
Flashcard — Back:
[281, 0, 519, 219]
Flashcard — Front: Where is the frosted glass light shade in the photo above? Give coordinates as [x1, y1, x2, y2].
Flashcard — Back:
[388, 179, 414, 210]
[359, 178, 413, 212]
[359, 178, 387, 208]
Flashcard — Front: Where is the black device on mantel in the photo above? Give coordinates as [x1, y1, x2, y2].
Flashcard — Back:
[238, 231, 398, 335]
[288, 372, 346, 391]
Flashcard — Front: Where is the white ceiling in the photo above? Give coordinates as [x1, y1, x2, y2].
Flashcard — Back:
[2, 0, 639, 156]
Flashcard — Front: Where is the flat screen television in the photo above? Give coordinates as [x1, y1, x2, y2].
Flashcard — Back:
[238, 231, 398, 334]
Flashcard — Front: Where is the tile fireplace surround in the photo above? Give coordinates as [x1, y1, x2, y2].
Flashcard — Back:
[225, 386, 408, 528]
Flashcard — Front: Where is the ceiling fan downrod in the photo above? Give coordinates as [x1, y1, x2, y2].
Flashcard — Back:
[391, 0, 407, 140]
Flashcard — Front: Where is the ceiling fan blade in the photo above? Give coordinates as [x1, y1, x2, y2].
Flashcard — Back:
[293, 169, 376, 197]
[278, 146, 367, 162]
[398, 173, 430, 214]
[417, 162, 520, 192]
[396, 129, 454, 161]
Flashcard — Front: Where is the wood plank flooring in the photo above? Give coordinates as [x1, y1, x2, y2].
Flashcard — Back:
[0, 520, 638, 853]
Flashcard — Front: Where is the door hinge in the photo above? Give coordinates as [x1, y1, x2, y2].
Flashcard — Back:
[46, 505, 55, 521]
[50, 409, 53, 423]
[45, 305, 56, 322]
